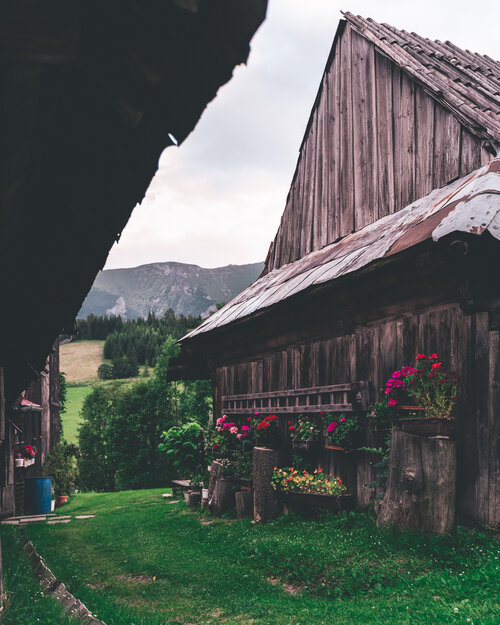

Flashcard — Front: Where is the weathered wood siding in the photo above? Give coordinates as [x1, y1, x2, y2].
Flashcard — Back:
[266, 25, 491, 271]
[215, 305, 499, 529]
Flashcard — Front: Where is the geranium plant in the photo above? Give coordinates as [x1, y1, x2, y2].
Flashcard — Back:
[271, 466, 346, 497]
[369, 353, 459, 423]
[325, 413, 361, 449]
[288, 414, 320, 441]
[16, 444, 36, 459]
[253, 413, 280, 448]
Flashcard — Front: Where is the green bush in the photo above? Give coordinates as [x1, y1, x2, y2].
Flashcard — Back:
[158, 422, 204, 479]
[111, 356, 138, 379]
[97, 363, 115, 379]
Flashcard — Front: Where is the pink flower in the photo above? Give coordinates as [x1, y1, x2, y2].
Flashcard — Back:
[340, 417, 346, 423]
[241, 425, 250, 432]
[327, 421, 338, 433]
[229, 426, 238, 434]
[236, 434, 242, 439]
[388, 399, 398, 406]
[254, 411, 259, 416]
[216, 417, 225, 426]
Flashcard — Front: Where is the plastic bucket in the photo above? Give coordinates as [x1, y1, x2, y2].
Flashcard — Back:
[25, 477, 52, 515]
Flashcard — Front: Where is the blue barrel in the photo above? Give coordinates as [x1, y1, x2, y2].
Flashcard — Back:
[25, 477, 52, 515]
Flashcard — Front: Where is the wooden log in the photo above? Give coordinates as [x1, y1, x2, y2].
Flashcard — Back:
[377, 430, 456, 534]
[253, 446, 280, 523]
[235, 489, 252, 520]
[209, 478, 235, 516]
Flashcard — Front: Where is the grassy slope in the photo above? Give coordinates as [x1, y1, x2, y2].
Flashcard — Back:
[63, 385, 94, 444]
[60, 340, 106, 383]
[21, 490, 500, 625]
[1, 528, 78, 624]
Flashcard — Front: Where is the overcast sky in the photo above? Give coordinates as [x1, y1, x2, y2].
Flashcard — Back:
[104, 0, 500, 270]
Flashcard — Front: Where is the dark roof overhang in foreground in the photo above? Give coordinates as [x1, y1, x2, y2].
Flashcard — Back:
[171, 155, 500, 379]
[0, 0, 267, 404]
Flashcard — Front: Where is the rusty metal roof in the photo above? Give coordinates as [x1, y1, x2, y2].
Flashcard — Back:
[343, 12, 500, 146]
[183, 156, 500, 341]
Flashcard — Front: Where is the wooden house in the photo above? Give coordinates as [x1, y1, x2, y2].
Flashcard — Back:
[0, 0, 267, 517]
[175, 14, 500, 530]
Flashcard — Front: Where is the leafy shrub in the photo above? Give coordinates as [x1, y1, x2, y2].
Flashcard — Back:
[97, 363, 115, 379]
[158, 422, 204, 479]
[43, 442, 79, 496]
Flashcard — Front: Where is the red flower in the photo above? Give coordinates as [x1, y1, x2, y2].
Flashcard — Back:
[416, 353, 426, 360]
[431, 362, 441, 370]
[430, 353, 438, 359]
[288, 425, 294, 431]
[388, 399, 398, 406]
[247, 417, 252, 422]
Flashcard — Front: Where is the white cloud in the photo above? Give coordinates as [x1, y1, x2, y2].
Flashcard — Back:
[104, 0, 500, 270]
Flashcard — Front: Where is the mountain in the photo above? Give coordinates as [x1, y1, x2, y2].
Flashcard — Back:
[78, 261, 264, 319]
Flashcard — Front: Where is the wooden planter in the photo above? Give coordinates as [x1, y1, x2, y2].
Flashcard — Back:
[399, 417, 454, 438]
[279, 490, 355, 513]
[291, 439, 320, 453]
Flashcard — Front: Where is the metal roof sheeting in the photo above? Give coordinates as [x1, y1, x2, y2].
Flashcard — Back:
[184, 157, 500, 341]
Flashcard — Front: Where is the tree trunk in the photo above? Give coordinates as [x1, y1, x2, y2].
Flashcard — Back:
[253, 446, 280, 523]
[377, 430, 456, 534]
[236, 489, 252, 519]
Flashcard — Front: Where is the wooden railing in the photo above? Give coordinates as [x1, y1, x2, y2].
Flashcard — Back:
[222, 382, 369, 415]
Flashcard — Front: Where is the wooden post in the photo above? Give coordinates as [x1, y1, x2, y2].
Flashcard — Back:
[207, 460, 221, 502]
[253, 446, 280, 523]
[377, 430, 456, 534]
[236, 489, 252, 519]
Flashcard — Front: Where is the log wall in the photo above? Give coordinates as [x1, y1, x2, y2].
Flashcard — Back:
[215, 304, 500, 529]
[266, 25, 492, 272]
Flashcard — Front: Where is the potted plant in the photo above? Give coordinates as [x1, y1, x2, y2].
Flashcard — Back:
[289, 414, 321, 452]
[325, 414, 362, 451]
[251, 413, 281, 450]
[42, 442, 79, 506]
[384, 353, 458, 437]
[15, 444, 37, 467]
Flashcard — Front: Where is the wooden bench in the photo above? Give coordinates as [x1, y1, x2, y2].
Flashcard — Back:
[171, 479, 191, 498]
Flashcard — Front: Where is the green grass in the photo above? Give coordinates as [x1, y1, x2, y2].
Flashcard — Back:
[11, 490, 499, 625]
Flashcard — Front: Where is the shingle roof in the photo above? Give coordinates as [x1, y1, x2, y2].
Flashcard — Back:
[343, 12, 500, 146]
[183, 157, 500, 341]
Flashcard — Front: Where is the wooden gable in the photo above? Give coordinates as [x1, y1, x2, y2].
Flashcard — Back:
[265, 21, 493, 272]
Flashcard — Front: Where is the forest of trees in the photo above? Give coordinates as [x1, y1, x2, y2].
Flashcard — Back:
[76, 311, 202, 368]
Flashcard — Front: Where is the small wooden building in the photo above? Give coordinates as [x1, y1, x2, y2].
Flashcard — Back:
[176, 14, 500, 529]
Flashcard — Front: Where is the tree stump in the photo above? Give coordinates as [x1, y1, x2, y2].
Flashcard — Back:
[209, 478, 235, 516]
[253, 447, 280, 523]
[236, 489, 252, 519]
[377, 430, 456, 534]
[208, 461, 222, 502]
[186, 491, 201, 509]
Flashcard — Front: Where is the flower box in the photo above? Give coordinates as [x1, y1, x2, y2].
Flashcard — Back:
[291, 439, 321, 453]
[279, 491, 355, 512]
[399, 417, 454, 437]
[15, 458, 24, 468]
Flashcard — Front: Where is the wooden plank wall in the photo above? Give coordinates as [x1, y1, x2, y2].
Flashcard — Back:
[266, 26, 492, 272]
[215, 305, 499, 529]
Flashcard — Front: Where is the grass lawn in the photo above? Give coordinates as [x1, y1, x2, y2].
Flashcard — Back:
[60, 340, 106, 383]
[4, 490, 497, 625]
